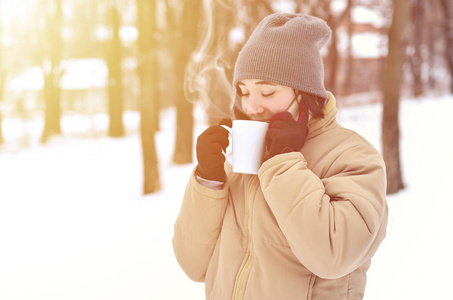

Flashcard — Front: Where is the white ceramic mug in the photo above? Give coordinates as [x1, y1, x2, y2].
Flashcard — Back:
[221, 120, 269, 175]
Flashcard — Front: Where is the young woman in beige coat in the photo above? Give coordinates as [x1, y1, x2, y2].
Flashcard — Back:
[173, 13, 388, 300]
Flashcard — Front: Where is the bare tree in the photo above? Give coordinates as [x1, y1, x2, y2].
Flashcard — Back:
[340, 2, 355, 97]
[382, 0, 411, 195]
[408, 0, 425, 97]
[172, 0, 202, 164]
[440, 0, 453, 93]
[311, 0, 353, 96]
[41, 0, 63, 143]
[137, 0, 161, 194]
[106, 4, 125, 137]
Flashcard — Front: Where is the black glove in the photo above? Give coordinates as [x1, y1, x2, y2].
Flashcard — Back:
[265, 101, 309, 160]
[196, 118, 232, 182]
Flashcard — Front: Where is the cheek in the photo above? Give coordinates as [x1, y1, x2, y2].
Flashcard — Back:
[265, 96, 294, 114]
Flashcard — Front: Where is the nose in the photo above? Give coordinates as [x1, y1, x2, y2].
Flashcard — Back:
[245, 93, 264, 116]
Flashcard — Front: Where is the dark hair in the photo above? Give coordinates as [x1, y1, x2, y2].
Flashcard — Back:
[296, 90, 326, 119]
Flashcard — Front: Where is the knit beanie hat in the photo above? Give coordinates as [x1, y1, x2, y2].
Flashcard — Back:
[233, 13, 332, 100]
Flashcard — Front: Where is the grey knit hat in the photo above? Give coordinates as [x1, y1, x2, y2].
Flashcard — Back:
[233, 13, 332, 100]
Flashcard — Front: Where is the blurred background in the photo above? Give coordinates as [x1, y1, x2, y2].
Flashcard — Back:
[0, 0, 452, 299]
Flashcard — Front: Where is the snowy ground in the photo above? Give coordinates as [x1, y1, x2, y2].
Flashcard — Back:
[0, 95, 452, 299]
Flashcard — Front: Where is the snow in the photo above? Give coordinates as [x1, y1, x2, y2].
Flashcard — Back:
[7, 59, 108, 91]
[1, 95, 453, 299]
[60, 59, 108, 90]
[271, 0, 296, 13]
[352, 6, 386, 28]
[330, 0, 347, 15]
[336, 32, 388, 58]
[7, 67, 45, 91]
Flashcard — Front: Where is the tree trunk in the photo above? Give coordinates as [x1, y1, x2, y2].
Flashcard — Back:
[342, 6, 354, 96]
[382, 0, 410, 195]
[426, 23, 436, 90]
[440, 0, 453, 93]
[137, 0, 161, 194]
[41, 0, 63, 143]
[172, 0, 202, 164]
[409, 0, 424, 97]
[317, 0, 352, 96]
[325, 26, 339, 95]
[106, 5, 125, 137]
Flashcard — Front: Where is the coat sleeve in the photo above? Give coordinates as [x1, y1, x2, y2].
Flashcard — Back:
[258, 145, 388, 280]
[172, 168, 229, 282]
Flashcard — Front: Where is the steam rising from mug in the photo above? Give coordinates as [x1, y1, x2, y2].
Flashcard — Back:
[184, 0, 239, 118]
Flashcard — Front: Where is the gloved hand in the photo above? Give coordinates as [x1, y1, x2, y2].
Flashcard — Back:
[265, 101, 309, 160]
[196, 118, 232, 182]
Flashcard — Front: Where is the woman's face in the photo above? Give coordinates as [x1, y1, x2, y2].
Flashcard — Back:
[237, 79, 295, 121]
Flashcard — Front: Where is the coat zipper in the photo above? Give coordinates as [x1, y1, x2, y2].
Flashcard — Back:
[234, 176, 258, 300]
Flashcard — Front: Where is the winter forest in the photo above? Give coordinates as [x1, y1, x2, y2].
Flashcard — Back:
[1, 0, 452, 299]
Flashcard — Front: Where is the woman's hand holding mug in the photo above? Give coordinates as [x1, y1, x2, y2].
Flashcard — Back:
[196, 118, 232, 183]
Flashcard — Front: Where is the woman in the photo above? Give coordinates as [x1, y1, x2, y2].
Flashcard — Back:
[173, 13, 388, 300]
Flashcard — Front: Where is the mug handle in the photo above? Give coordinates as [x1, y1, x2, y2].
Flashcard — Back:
[221, 125, 233, 165]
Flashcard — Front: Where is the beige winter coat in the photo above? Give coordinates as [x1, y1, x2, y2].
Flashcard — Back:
[173, 93, 388, 299]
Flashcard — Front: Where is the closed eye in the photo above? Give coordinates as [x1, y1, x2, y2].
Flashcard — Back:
[262, 92, 275, 97]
